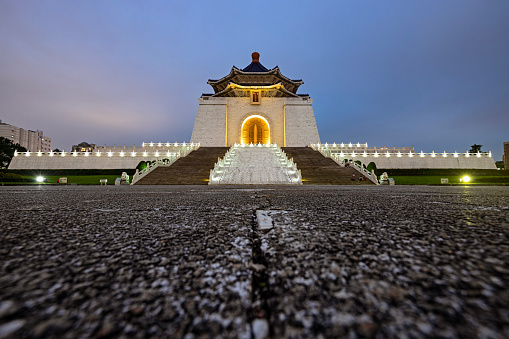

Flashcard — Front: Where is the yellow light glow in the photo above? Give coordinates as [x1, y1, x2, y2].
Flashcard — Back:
[241, 115, 270, 145]
[461, 176, 471, 183]
[36, 176, 44, 183]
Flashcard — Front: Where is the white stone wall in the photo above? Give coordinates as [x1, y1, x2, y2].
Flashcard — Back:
[190, 99, 227, 146]
[8, 155, 154, 170]
[333, 154, 497, 169]
[191, 96, 320, 147]
[285, 100, 320, 146]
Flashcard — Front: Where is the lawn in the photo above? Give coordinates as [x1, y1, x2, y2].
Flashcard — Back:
[390, 175, 509, 185]
[1, 175, 123, 185]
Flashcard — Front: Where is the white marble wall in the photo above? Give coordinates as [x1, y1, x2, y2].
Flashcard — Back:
[190, 96, 321, 147]
[333, 154, 497, 169]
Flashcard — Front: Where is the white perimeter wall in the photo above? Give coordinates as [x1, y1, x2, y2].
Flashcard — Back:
[8, 155, 159, 170]
[338, 154, 496, 169]
[191, 96, 320, 147]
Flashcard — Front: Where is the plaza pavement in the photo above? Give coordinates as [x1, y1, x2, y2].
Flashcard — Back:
[0, 185, 508, 338]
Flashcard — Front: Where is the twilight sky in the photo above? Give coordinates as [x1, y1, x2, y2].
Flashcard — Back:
[1, 1, 508, 159]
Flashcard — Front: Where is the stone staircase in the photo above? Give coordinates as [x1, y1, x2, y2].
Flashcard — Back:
[209, 144, 302, 185]
[134, 147, 229, 185]
[282, 147, 375, 185]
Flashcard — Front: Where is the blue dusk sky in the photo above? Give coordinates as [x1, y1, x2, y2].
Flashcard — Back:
[1, 1, 508, 159]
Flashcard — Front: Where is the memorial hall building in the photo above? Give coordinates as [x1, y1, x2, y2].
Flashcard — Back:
[191, 52, 320, 147]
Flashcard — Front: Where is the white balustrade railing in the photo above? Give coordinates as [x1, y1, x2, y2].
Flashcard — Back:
[310, 144, 493, 159]
[329, 154, 379, 184]
[13, 142, 201, 158]
[130, 144, 199, 185]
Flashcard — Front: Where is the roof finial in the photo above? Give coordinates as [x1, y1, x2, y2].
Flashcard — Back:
[252, 51, 260, 63]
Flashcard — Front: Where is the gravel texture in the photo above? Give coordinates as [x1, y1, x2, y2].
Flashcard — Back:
[0, 185, 508, 338]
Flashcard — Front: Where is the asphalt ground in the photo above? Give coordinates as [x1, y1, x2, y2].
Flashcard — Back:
[0, 185, 508, 338]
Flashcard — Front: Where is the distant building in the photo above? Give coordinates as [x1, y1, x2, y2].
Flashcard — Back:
[0, 120, 51, 151]
[72, 142, 96, 152]
[504, 142, 509, 169]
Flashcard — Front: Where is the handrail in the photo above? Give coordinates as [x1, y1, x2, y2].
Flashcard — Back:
[130, 145, 200, 185]
[329, 154, 379, 185]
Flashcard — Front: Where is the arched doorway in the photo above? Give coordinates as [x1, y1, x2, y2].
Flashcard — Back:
[241, 115, 270, 144]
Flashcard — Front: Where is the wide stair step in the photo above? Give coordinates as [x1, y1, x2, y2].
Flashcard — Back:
[282, 147, 374, 185]
[134, 147, 229, 185]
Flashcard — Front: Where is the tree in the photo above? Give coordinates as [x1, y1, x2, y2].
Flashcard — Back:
[0, 137, 27, 168]
[469, 144, 483, 154]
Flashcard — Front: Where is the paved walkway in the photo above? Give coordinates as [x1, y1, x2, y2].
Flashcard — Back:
[0, 186, 508, 338]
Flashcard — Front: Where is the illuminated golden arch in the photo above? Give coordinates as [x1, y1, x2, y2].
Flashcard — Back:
[241, 115, 270, 145]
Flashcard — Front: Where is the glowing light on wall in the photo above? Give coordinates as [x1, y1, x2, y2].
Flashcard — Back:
[108, 151, 113, 157]
[420, 151, 425, 157]
[431, 151, 436, 157]
[37, 151, 42, 157]
[61, 151, 66, 157]
[120, 151, 124, 157]
[240, 115, 271, 145]
[25, 151, 30, 157]
[476, 152, 481, 158]
[73, 151, 77, 157]
[385, 151, 391, 157]
[96, 151, 101, 157]
[155, 151, 160, 157]
[143, 151, 148, 157]
[454, 152, 458, 157]
[131, 152, 136, 157]
[150, 142, 154, 147]
[442, 151, 447, 157]
[397, 152, 402, 158]
[84, 151, 89, 157]
[409, 152, 413, 157]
